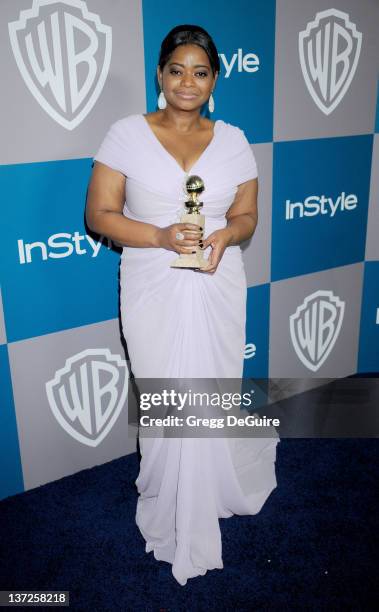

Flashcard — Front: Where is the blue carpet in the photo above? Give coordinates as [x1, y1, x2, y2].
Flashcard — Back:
[0, 438, 378, 611]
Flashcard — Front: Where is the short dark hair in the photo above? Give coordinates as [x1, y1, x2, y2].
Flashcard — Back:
[158, 24, 220, 76]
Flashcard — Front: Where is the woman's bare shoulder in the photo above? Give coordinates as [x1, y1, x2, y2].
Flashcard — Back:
[202, 117, 216, 129]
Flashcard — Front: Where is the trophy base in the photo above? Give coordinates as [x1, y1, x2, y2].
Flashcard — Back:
[170, 253, 208, 270]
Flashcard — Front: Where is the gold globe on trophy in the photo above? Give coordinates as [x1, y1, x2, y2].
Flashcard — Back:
[170, 175, 208, 269]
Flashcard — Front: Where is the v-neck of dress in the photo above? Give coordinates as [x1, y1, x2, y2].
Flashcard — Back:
[140, 114, 220, 175]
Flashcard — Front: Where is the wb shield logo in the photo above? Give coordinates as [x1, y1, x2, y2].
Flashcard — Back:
[46, 349, 129, 447]
[8, 0, 112, 130]
[299, 9, 362, 115]
[290, 290, 345, 372]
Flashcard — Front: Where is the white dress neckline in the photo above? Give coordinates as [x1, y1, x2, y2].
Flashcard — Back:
[140, 113, 222, 176]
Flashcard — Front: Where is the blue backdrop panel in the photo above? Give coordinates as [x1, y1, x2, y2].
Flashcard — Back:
[271, 134, 373, 281]
[358, 261, 379, 373]
[0, 344, 24, 500]
[1, 159, 121, 342]
[243, 284, 270, 378]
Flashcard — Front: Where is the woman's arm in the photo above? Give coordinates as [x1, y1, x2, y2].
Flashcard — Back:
[224, 178, 258, 245]
[85, 162, 161, 247]
[200, 178, 258, 273]
[85, 161, 202, 252]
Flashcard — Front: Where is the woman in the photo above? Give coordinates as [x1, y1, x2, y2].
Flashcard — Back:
[86, 24, 279, 586]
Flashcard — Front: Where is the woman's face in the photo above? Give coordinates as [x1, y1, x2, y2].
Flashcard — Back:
[157, 43, 218, 112]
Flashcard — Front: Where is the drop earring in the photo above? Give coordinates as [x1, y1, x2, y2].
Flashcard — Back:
[158, 90, 167, 110]
[208, 92, 215, 113]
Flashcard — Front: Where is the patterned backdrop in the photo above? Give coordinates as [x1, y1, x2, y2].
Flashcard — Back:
[1, 0, 378, 501]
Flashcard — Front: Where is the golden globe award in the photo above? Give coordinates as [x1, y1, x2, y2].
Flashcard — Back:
[170, 175, 208, 270]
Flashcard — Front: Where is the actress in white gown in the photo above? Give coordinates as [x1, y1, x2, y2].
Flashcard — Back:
[91, 24, 279, 586]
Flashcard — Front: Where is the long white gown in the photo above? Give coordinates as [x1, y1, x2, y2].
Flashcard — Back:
[94, 114, 279, 585]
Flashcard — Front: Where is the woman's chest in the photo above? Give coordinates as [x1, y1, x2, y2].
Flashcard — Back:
[148, 126, 214, 174]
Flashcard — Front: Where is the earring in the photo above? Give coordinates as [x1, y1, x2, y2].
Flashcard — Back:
[208, 92, 215, 113]
[158, 90, 167, 110]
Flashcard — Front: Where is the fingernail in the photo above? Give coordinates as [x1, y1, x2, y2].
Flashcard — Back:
[192, 251, 196, 254]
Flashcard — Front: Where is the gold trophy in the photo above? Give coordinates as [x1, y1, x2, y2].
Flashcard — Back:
[170, 175, 208, 269]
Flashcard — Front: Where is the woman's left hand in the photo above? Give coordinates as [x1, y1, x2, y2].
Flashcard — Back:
[199, 228, 233, 274]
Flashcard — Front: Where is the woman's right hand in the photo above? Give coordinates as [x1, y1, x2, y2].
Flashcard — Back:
[157, 223, 204, 254]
